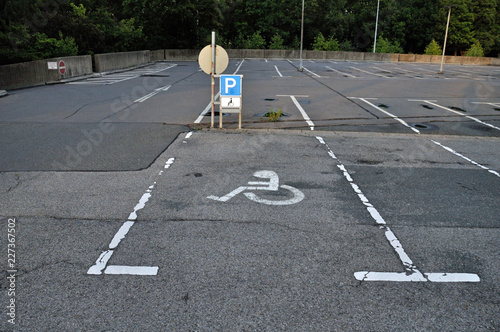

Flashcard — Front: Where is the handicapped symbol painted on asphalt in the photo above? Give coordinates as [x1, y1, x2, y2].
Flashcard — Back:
[207, 170, 304, 206]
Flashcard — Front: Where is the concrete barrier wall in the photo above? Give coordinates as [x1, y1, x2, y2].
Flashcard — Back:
[1, 48, 498, 90]
[165, 49, 199, 61]
[94, 50, 151, 73]
[0, 55, 92, 90]
[162, 48, 499, 66]
[151, 49, 165, 62]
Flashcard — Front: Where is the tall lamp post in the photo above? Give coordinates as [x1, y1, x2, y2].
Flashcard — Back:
[299, 0, 305, 71]
[373, 0, 380, 53]
[439, 4, 457, 74]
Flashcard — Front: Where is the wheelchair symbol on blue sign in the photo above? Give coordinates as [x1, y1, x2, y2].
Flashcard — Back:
[220, 75, 242, 96]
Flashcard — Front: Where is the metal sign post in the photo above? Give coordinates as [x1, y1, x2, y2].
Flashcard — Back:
[197, 33, 230, 128]
[211, 31, 215, 128]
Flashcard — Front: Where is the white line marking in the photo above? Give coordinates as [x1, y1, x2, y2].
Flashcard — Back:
[431, 140, 500, 177]
[372, 66, 393, 74]
[415, 100, 500, 131]
[109, 220, 136, 249]
[316, 136, 480, 283]
[425, 273, 481, 282]
[325, 66, 356, 78]
[134, 85, 171, 103]
[302, 67, 321, 78]
[276, 95, 309, 97]
[353, 98, 420, 134]
[128, 189, 153, 221]
[87, 157, 176, 276]
[104, 266, 159, 275]
[194, 92, 221, 123]
[87, 250, 114, 275]
[234, 59, 245, 74]
[134, 91, 157, 103]
[350, 66, 390, 78]
[417, 67, 436, 73]
[471, 102, 500, 107]
[290, 96, 315, 130]
[274, 65, 283, 77]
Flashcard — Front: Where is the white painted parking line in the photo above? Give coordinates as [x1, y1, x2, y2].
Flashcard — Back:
[274, 65, 283, 77]
[383, 66, 425, 79]
[194, 92, 221, 124]
[372, 66, 393, 74]
[70, 64, 177, 85]
[234, 60, 245, 74]
[472, 102, 500, 107]
[350, 66, 390, 79]
[87, 157, 176, 275]
[290, 95, 315, 130]
[352, 98, 420, 134]
[316, 136, 480, 283]
[302, 67, 322, 78]
[134, 85, 171, 103]
[431, 140, 500, 178]
[325, 66, 356, 78]
[412, 100, 500, 131]
[103, 266, 159, 275]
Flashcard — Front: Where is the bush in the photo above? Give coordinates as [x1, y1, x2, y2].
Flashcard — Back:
[31, 32, 79, 60]
[269, 33, 285, 50]
[312, 32, 340, 51]
[244, 31, 266, 49]
[424, 39, 442, 55]
[465, 41, 484, 57]
[374, 35, 403, 54]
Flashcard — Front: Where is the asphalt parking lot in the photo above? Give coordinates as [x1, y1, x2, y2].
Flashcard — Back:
[0, 59, 499, 330]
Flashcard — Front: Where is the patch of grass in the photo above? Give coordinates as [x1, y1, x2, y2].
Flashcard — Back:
[263, 108, 283, 122]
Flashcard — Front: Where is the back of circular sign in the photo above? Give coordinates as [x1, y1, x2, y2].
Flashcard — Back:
[198, 45, 229, 75]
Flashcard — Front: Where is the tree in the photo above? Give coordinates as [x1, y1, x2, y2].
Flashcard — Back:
[424, 39, 442, 55]
[374, 35, 403, 53]
[438, 0, 475, 55]
[312, 32, 340, 51]
[269, 33, 285, 50]
[244, 31, 266, 49]
[465, 41, 484, 57]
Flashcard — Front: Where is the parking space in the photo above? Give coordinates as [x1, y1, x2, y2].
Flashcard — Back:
[1, 57, 499, 330]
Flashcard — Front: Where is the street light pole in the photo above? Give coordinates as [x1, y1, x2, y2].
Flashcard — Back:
[439, 5, 456, 74]
[373, 0, 380, 53]
[299, 0, 305, 71]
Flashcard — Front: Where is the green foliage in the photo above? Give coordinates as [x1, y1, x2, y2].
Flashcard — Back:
[70, 3, 86, 18]
[269, 33, 285, 50]
[2, 0, 500, 64]
[424, 39, 443, 55]
[263, 108, 283, 122]
[244, 31, 266, 49]
[312, 32, 340, 51]
[465, 41, 484, 57]
[374, 36, 403, 54]
[31, 32, 79, 60]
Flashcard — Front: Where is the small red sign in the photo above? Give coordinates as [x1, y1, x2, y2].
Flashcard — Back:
[58, 60, 66, 75]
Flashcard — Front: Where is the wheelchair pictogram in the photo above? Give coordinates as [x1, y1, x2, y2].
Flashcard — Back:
[207, 170, 304, 206]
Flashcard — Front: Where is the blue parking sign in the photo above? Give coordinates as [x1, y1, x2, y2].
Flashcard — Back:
[220, 75, 242, 96]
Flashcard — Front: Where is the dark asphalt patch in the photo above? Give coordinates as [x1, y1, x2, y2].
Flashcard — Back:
[0, 123, 188, 172]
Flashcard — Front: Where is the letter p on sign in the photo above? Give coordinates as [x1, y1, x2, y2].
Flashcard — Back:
[220, 75, 242, 96]
[225, 78, 236, 94]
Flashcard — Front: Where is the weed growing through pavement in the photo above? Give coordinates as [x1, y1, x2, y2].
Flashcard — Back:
[262, 108, 283, 122]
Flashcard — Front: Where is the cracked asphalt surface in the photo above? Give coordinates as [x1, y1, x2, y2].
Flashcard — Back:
[0, 59, 499, 330]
